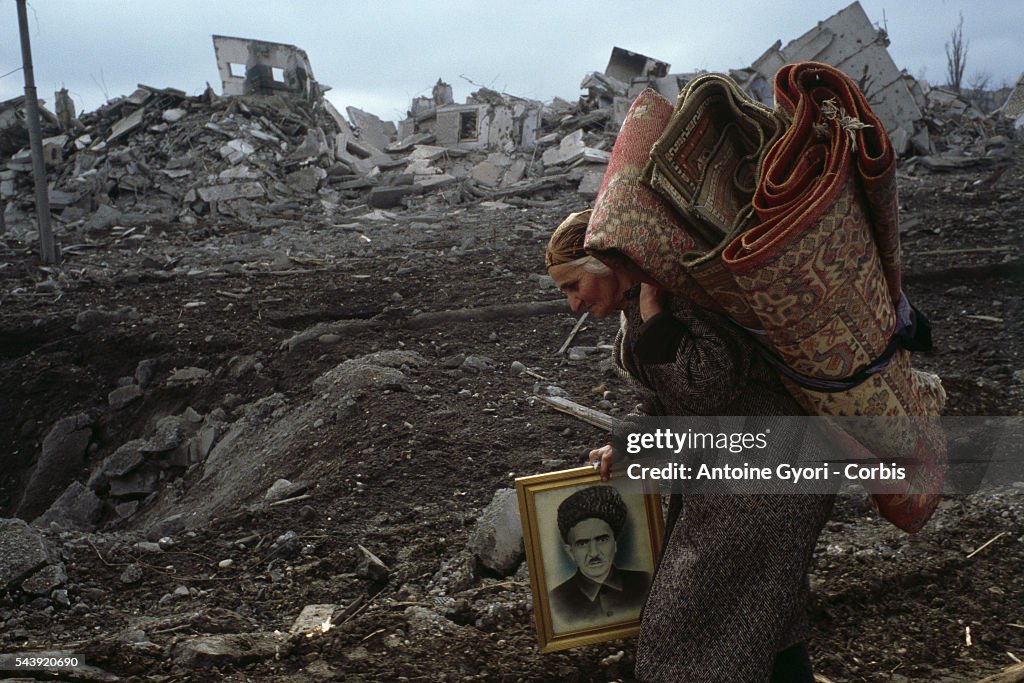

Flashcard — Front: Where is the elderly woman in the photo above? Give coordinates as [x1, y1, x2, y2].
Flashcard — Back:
[545, 208, 835, 683]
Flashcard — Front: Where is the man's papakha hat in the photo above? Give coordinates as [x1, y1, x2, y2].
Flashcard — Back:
[557, 485, 627, 543]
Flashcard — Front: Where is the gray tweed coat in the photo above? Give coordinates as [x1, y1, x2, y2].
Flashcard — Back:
[615, 293, 835, 683]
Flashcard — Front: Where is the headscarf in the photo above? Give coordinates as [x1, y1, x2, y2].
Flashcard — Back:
[545, 209, 592, 270]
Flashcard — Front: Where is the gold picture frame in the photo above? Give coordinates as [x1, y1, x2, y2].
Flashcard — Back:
[514, 466, 665, 652]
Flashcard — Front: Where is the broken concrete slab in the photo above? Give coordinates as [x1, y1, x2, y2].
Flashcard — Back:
[17, 413, 93, 521]
[542, 129, 586, 166]
[347, 106, 393, 150]
[386, 132, 436, 153]
[213, 35, 318, 99]
[290, 604, 337, 635]
[407, 145, 448, 162]
[605, 46, 670, 82]
[21, 561, 67, 595]
[90, 440, 148, 487]
[106, 107, 146, 145]
[470, 160, 504, 187]
[171, 632, 285, 667]
[0, 518, 52, 590]
[741, 1, 922, 141]
[197, 182, 265, 203]
[500, 158, 527, 188]
[1001, 73, 1024, 120]
[219, 138, 255, 164]
[356, 544, 390, 582]
[33, 481, 103, 531]
[917, 155, 992, 172]
[285, 167, 325, 193]
[108, 469, 161, 498]
[162, 108, 187, 123]
[367, 184, 424, 209]
[414, 173, 457, 189]
[109, 384, 144, 410]
[577, 166, 607, 198]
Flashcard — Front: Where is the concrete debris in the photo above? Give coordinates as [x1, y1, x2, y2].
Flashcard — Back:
[170, 632, 285, 667]
[21, 561, 67, 595]
[213, 35, 319, 100]
[1001, 73, 1024, 120]
[605, 46, 670, 83]
[0, 518, 53, 590]
[356, 544, 391, 582]
[16, 413, 94, 521]
[2, 21, 1017, 247]
[265, 478, 308, 504]
[290, 604, 338, 635]
[33, 481, 103, 531]
[736, 1, 926, 150]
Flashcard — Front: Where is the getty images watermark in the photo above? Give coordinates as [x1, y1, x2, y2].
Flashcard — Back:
[603, 416, 1023, 496]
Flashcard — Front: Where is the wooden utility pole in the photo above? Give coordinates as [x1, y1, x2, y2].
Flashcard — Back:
[16, 0, 58, 264]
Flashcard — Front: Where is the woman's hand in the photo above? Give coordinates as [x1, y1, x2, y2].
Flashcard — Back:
[588, 444, 622, 482]
[639, 283, 665, 322]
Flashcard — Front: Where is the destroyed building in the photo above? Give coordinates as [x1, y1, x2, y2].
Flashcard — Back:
[1002, 72, 1024, 126]
[3, 5, 1018, 248]
[213, 35, 320, 100]
[397, 80, 543, 153]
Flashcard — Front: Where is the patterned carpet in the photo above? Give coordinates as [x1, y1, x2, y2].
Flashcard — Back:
[587, 63, 946, 532]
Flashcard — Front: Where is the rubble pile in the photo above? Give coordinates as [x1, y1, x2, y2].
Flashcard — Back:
[4, 2, 1021, 249]
[904, 82, 1019, 173]
[0, 79, 619, 248]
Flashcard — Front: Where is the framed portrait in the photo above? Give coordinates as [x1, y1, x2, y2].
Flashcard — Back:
[514, 466, 665, 652]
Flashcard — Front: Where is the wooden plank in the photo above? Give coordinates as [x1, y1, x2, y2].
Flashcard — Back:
[535, 394, 613, 431]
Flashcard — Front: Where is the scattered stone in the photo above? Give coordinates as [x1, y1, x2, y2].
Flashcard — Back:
[429, 550, 477, 596]
[21, 562, 67, 595]
[133, 541, 163, 554]
[134, 359, 158, 388]
[467, 488, 523, 576]
[170, 632, 284, 668]
[290, 604, 338, 635]
[0, 519, 52, 590]
[166, 367, 212, 385]
[460, 355, 495, 374]
[356, 544, 390, 582]
[120, 563, 144, 585]
[32, 481, 103, 531]
[72, 306, 136, 332]
[108, 384, 144, 410]
[510, 360, 527, 376]
[533, 383, 568, 398]
[147, 513, 186, 540]
[51, 588, 71, 608]
[16, 413, 93, 520]
[265, 479, 307, 504]
[313, 352, 416, 400]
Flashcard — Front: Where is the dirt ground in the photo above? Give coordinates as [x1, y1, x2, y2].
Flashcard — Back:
[1, 136, 1022, 682]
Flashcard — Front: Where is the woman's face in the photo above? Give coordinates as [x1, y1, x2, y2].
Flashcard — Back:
[549, 263, 631, 319]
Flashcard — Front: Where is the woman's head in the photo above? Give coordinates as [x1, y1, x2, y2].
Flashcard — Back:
[546, 210, 636, 319]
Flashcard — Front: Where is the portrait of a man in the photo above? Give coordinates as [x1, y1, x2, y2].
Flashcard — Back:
[548, 485, 652, 633]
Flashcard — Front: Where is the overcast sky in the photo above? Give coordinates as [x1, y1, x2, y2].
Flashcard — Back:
[1, 0, 1020, 124]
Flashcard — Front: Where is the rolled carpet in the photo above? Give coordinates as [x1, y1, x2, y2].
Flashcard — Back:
[589, 64, 945, 533]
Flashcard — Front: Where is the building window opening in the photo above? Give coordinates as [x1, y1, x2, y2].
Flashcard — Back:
[458, 111, 479, 141]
